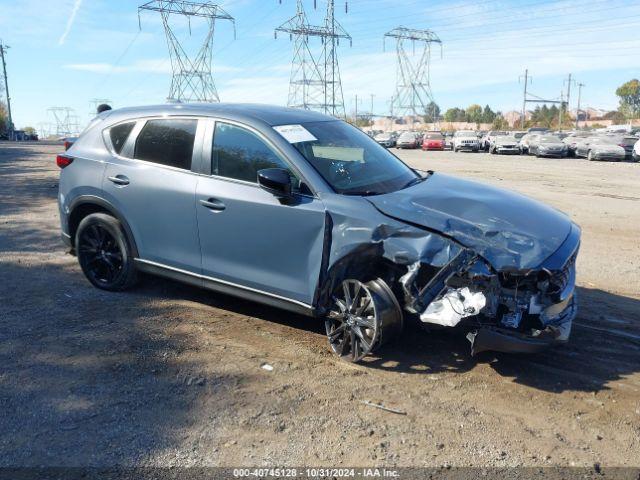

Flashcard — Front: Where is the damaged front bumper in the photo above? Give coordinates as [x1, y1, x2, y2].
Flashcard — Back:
[467, 293, 575, 355]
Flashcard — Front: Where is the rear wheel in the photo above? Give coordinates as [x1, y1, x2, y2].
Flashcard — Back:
[76, 213, 138, 291]
[325, 278, 403, 362]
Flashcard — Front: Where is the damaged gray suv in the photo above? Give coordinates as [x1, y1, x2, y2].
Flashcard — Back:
[58, 104, 580, 362]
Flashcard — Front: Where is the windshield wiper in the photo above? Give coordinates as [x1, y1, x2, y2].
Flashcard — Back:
[401, 176, 424, 190]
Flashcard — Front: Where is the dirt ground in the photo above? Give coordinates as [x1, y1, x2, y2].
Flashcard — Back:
[1, 142, 639, 470]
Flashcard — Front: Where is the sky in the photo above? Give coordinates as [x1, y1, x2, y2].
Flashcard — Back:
[1, 0, 639, 132]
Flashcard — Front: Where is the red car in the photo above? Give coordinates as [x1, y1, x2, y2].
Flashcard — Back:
[422, 132, 445, 151]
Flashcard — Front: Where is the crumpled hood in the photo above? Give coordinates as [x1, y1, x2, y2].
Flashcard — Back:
[367, 173, 573, 270]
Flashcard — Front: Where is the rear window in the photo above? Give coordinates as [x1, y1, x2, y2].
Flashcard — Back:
[109, 122, 135, 154]
[134, 119, 197, 170]
[426, 134, 443, 139]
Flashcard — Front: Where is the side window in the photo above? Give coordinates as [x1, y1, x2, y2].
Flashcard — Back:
[134, 119, 198, 170]
[212, 122, 299, 187]
[109, 122, 135, 155]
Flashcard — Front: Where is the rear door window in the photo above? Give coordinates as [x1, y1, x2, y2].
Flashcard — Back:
[134, 119, 198, 170]
[109, 122, 135, 154]
[212, 122, 298, 186]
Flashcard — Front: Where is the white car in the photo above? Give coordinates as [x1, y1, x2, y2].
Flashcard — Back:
[453, 131, 480, 152]
[633, 138, 640, 162]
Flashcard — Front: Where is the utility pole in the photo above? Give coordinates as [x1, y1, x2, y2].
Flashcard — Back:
[354, 93, 358, 123]
[562, 73, 573, 131]
[559, 90, 564, 128]
[0, 41, 14, 141]
[370, 93, 375, 117]
[575, 82, 585, 129]
[520, 69, 529, 129]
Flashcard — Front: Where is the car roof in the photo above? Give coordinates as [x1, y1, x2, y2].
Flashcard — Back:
[101, 103, 335, 127]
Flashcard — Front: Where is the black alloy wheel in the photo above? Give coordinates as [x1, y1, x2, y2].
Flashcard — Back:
[76, 213, 137, 291]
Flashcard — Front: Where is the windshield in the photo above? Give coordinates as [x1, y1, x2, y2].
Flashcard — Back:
[398, 132, 415, 140]
[454, 130, 475, 137]
[513, 132, 526, 139]
[291, 121, 419, 196]
[540, 136, 562, 142]
[426, 133, 444, 139]
[374, 133, 390, 140]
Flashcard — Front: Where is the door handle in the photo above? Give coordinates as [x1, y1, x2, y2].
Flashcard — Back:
[200, 198, 226, 211]
[107, 175, 130, 186]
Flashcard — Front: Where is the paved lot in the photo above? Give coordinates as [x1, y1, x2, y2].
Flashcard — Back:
[1, 142, 639, 469]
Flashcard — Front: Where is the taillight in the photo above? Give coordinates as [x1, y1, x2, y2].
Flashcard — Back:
[56, 155, 73, 169]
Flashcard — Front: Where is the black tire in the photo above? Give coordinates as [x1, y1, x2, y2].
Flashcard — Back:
[633, 152, 639, 162]
[75, 213, 138, 291]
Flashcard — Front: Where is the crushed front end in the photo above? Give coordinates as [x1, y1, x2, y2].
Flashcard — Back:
[400, 225, 580, 355]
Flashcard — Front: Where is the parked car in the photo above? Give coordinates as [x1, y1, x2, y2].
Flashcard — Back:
[374, 132, 396, 148]
[481, 131, 508, 152]
[576, 136, 627, 161]
[527, 127, 548, 134]
[511, 131, 527, 140]
[57, 103, 580, 362]
[453, 130, 480, 152]
[443, 132, 454, 150]
[422, 132, 445, 151]
[490, 135, 520, 155]
[518, 133, 539, 154]
[396, 131, 418, 149]
[616, 135, 639, 159]
[563, 132, 591, 157]
[529, 135, 568, 158]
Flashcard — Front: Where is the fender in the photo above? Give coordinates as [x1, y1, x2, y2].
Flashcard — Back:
[68, 195, 140, 258]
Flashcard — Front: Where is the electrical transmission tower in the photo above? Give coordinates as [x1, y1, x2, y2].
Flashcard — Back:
[47, 107, 80, 137]
[322, 0, 351, 118]
[384, 27, 442, 118]
[276, 0, 350, 118]
[138, 1, 235, 103]
[275, 0, 326, 110]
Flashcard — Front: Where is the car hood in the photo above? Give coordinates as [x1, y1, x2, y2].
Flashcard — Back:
[367, 173, 573, 270]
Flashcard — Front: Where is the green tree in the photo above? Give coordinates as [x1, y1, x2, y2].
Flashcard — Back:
[23, 126, 37, 136]
[615, 79, 640, 119]
[465, 104, 483, 124]
[423, 101, 440, 123]
[444, 107, 465, 122]
[481, 104, 496, 124]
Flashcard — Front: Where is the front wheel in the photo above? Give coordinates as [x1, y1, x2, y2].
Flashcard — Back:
[76, 213, 138, 291]
[325, 278, 403, 362]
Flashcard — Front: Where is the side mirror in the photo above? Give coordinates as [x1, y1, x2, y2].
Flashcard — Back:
[257, 168, 292, 197]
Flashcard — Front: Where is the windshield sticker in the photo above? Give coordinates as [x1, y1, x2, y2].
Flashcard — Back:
[273, 124, 317, 144]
